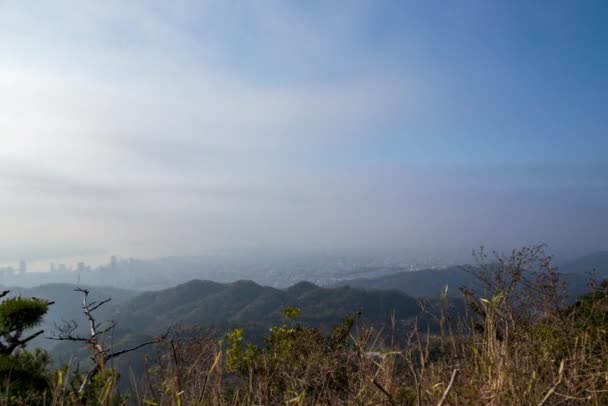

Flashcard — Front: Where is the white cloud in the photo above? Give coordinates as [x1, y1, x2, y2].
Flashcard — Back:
[0, 1, 605, 260]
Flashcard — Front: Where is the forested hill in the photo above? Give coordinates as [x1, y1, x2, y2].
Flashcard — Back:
[3, 278, 422, 358]
[47, 279, 423, 375]
[114, 279, 419, 337]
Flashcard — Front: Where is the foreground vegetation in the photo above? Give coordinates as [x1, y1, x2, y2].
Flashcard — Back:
[2, 245, 607, 405]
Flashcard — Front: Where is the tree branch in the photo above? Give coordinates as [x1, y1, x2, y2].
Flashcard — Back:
[89, 298, 111, 312]
[104, 339, 158, 363]
[47, 335, 89, 342]
[6, 329, 45, 353]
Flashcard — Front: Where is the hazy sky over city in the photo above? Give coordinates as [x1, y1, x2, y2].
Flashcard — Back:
[1, 1, 607, 262]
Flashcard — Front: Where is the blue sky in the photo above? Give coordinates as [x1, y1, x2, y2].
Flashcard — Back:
[0, 1, 606, 264]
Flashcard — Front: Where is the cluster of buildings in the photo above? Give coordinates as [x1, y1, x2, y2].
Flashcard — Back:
[48, 261, 92, 273]
[0, 260, 27, 284]
[0, 256, 122, 287]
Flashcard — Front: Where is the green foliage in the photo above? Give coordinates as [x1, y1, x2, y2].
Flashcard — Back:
[225, 328, 260, 376]
[85, 369, 122, 405]
[282, 306, 301, 320]
[0, 297, 48, 337]
[225, 310, 361, 402]
[0, 292, 52, 404]
[570, 280, 608, 329]
[565, 279, 608, 357]
[0, 349, 51, 404]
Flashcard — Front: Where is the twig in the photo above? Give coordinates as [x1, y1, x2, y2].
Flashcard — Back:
[437, 369, 459, 406]
[171, 339, 183, 394]
[104, 340, 157, 362]
[90, 298, 112, 312]
[372, 378, 395, 405]
[537, 360, 564, 406]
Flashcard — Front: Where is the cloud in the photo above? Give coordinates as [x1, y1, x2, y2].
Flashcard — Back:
[0, 1, 606, 260]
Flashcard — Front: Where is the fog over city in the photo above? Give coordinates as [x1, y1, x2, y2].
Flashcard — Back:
[1, 1, 607, 268]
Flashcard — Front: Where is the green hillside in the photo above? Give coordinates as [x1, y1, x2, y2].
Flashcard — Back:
[115, 279, 419, 336]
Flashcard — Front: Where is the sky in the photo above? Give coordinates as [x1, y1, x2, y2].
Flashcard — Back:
[0, 1, 607, 265]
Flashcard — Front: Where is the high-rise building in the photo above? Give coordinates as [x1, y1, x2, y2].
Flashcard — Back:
[19, 260, 26, 274]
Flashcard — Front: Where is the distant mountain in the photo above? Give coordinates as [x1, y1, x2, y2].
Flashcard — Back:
[335, 266, 479, 298]
[115, 279, 419, 337]
[338, 253, 608, 299]
[559, 251, 608, 275]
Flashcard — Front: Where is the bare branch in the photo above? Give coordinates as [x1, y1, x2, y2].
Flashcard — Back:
[437, 369, 459, 406]
[6, 330, 45, 353]
[47, 335, 89, 342]
[104, 339, 158, 363]
[51, 319, 90, 342]
[78, 288, 99, 340]
[97, 320, 117, 335]
[57, 287, 167, 399]
[89, 298, 111, 312]
[19, 330, 45, 346]
[372, 378, 395, 405]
